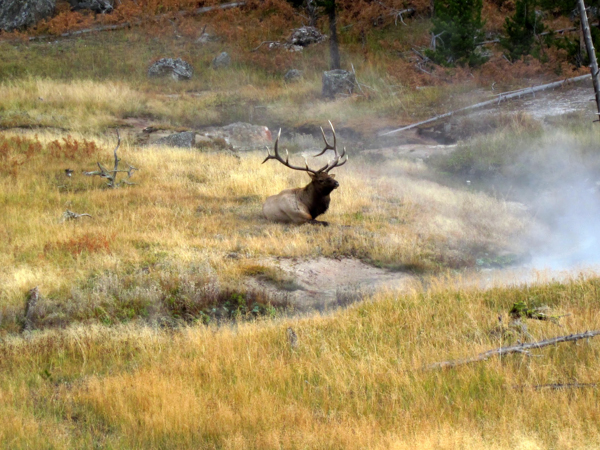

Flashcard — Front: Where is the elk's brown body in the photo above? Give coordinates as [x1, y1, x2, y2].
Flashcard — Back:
[262, 122, 348, 226]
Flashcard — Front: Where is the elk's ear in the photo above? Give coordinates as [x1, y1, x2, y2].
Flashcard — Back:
[329, 174, 336, 179]
[308, 173, 316, 180]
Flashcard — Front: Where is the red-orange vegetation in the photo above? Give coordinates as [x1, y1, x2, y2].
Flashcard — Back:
[45, 233, 112, 257]
[47, 136, 101, 161]
[0, 135, 43, 177]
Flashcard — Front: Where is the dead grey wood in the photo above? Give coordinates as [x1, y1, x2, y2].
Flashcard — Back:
[578, 0, 600, 120]
[23, 287, 39, 332]
[83, 129, 137, 188]
[1, 1, 246, 42]
[427, 330, 600, 370]
[61, 210, 92, 221]
[513, 382, 597, 390]
[381, 74, 592, 136]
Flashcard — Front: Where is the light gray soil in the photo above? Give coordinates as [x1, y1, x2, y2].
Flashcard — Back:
[246, 257, 417, 312]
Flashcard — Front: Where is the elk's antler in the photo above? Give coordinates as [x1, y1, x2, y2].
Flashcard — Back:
[262, 122, 348, 174]
[312, 121, 348, 173]
[262, 129, 315, 173]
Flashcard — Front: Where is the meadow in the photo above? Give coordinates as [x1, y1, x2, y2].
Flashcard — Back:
[1, 5, 600, 448]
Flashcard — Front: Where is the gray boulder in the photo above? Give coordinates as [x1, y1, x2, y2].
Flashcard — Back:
[148, 58, 193, 81]
[0, 0, 55, 32]
[212, 52, 231, 69]
[153, 131, 195, 149]
[322, 70, 356, 99]
[200, 122, 272, 151]
[284, 69, 303, 83]
[288, 26, 327, 47]
[68, 0, 113, 13]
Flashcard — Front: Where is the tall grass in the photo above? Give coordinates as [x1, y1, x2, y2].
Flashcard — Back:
[0, 128, 528, 331]
[1, 274, 599, 448]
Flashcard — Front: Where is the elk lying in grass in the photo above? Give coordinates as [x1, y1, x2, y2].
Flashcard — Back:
[262, 122, 348, 226]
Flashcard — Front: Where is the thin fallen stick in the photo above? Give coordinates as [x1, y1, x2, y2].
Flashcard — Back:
[380, 74, 592, 136]
[513, 382, 597, 391]
[427, 330, 600, 370]
[1, 1, 246, 43]
[478, 27, 579, 46]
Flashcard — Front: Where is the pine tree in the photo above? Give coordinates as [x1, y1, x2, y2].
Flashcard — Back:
[426, 0, 487, 67]
[501, 0, 546, 61]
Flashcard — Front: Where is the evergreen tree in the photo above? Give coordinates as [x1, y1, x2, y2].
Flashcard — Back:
[501, 0, 546, 61]
[426, 0, 487, 67]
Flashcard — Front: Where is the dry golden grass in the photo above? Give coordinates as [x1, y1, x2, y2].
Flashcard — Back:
[1, 274, 599, 449]
[0, 127, 528, 331]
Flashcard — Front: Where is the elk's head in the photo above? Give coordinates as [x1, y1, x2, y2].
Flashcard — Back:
[262, 121, 348, 192]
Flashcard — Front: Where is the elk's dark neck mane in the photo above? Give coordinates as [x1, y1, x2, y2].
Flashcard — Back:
[301, 180, 333, 219]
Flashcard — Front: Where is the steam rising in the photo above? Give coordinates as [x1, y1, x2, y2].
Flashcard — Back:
[508, 133, 600, 270]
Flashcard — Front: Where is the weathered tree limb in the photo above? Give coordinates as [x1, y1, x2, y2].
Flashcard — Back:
[23, 287, 39, 332]
[380, 74, 592, 136]
[61, 210, 92, 221]
[478, 27, 579, 46]
[513, 382, 597, 391]
[578, 0, 600, 120]
[1, 2, 246, 43]
[84, 129, 137, 188]
[427, 330, 600, 370]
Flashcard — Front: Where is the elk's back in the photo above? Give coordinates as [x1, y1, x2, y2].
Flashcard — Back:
[263, 189, 311, 223]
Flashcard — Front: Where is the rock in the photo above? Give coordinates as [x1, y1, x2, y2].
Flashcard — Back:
[284, 69, 303, 83]
[200, 123, 272, 151]
[196, 31, 218, 44]
[147, 58, 193, 81]
[68, 0, 113, 13]
[0, 0, 55, 32]
[288, 26, 327, 47]
[321, 70, 356, 99]
[212, 52, 231, 69]
[153, 131, 196, 149]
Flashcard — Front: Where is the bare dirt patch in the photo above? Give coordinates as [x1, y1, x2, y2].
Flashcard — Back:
[247, 257, 417, 312]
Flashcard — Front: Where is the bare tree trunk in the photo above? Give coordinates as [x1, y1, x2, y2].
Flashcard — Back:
[306, 0, 318, 27]
[578, 0, 600, 120]
[328, 0, 341, 70]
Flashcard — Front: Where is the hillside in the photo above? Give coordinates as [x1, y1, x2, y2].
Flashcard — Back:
[1, 1, 600, 449]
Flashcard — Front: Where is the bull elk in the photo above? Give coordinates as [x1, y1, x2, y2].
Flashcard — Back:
[262, 121, 348, 226]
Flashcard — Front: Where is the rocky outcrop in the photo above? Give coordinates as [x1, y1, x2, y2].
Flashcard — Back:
[153, 131, 196, 149]
[212, 52, 231, 69]
[147, 58, 193, 81]
[322, 70, 356, 99]
[200, 123, 272, 151]
[284, 69, 303, 83]
[68, 0, 113, 13]
[288, 26, 327, 47]
[0, 0, 55, 32]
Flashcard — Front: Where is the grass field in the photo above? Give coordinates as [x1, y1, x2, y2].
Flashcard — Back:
[2, 275, 600, 449]
[1, 9, 600, 448]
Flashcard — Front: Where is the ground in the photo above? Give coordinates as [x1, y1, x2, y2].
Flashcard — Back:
[1, 12, 600, 449]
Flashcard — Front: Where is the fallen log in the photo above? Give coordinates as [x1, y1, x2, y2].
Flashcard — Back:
[0, 1, 246, 43]
[427, 330, 600, 370]
[380, 74, 592, 136]
[478, 26, 579, 46]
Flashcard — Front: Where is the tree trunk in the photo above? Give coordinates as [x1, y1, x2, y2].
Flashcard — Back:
[578, 0, 600, 121]
[328, 0, 341, 70]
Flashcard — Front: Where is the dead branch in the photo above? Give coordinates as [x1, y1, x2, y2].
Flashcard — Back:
[478, 27, 579, 46]
[381, 74, 592, 136]
[513, 382, 597, 391]
[61, 210, 92, 221]
[1, 1, 246, 43]
[427, 330, 600, 370]
[83, 129, 137, 188]
[23, 287, 39, 332]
